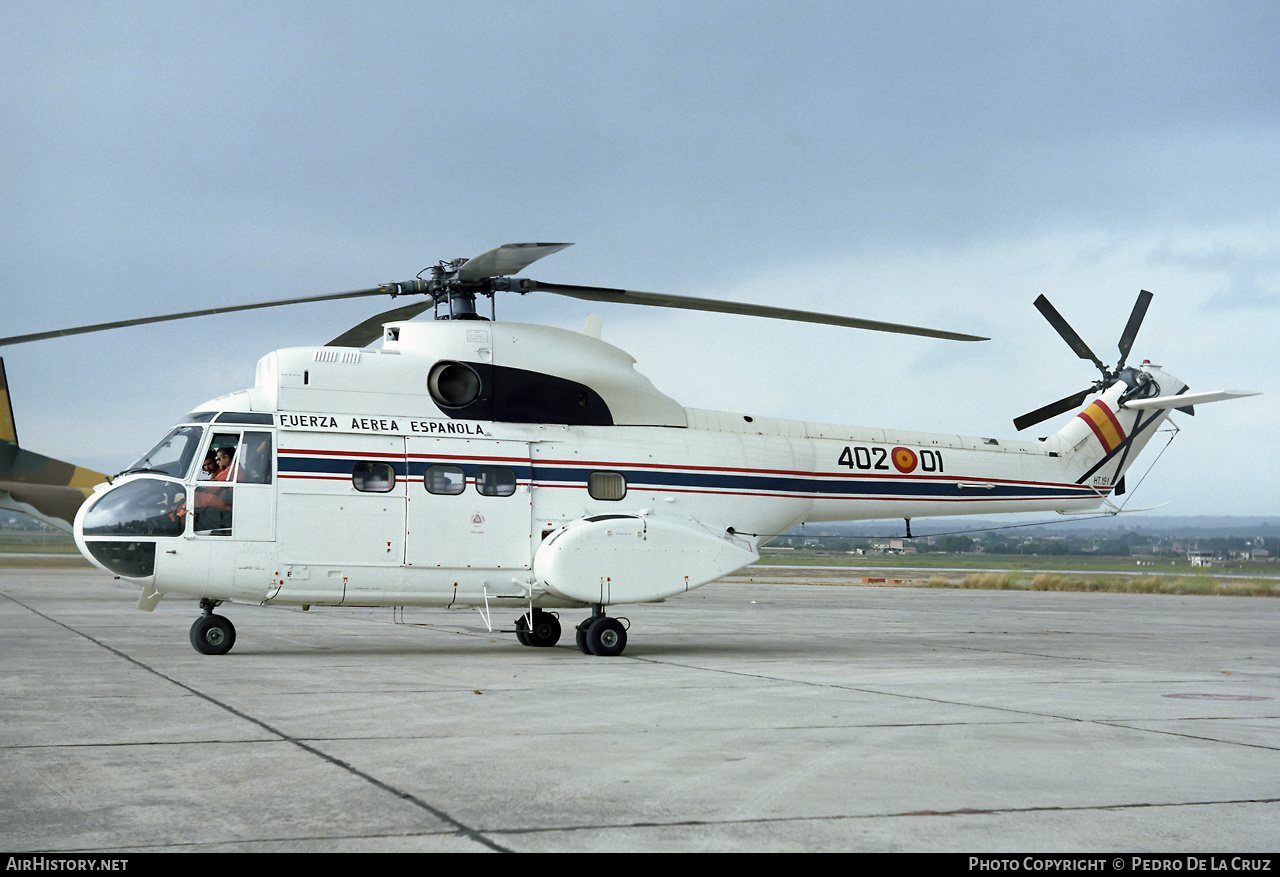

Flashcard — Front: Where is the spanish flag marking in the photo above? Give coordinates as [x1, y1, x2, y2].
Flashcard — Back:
[1077, 400, 1126, 453]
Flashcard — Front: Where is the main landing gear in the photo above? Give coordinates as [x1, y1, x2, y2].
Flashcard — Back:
[576, 607, 627, 657]
[512, 606, 629, 656]
[514, 608, 562, 648]
[190, 599, 236, 655]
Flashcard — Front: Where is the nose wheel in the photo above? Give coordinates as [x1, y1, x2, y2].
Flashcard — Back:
[190, 600, 236, 655]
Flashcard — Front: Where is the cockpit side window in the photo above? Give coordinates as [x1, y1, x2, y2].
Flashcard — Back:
[233, 432, 272, 484]
[193, 484, 233, 535]
[193, 433, 240, 535]
[199, 434, 241, 482]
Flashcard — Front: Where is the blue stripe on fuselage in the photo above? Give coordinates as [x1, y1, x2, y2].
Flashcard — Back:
[277, 455, 1094, 501]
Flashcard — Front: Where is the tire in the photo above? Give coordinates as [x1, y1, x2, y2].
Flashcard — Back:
[190, 614, 236, 655]
[585, 616, 626, 657]
[527, 611, 561, 648]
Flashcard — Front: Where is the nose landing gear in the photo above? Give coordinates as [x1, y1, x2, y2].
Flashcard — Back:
[190, 599, 236, 655]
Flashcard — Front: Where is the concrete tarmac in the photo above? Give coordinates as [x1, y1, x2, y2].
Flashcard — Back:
[2, 568, 1278, 853]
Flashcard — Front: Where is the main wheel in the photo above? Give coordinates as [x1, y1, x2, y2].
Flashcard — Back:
[516, 611, 561, 647]
[190, 613, 236, 655]
[527, 610, 561, 648]
[584, 616, 627, 657]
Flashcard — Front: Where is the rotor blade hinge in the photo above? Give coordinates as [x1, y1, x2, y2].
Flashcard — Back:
[380, 278, 436, 299]
[490, 277, 536, 294]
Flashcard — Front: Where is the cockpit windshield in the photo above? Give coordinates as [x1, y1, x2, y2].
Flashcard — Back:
[121, 426, 205, 479]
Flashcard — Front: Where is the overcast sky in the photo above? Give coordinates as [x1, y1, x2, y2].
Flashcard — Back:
[3, 1, 1277, 517]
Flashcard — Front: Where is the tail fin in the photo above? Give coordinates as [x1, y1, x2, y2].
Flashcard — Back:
[1, 359, 17, 445]
[0, 358, 108, 532]
[1054, 365, 1185, 496]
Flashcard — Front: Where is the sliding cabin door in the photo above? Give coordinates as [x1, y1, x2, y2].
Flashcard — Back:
[404, 438, 533, 573]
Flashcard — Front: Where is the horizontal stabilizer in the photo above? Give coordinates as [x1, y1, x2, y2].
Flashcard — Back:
[1121, 390, 1260, 410]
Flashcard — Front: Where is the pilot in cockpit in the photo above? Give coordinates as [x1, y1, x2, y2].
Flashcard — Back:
[198, 450, 219, 481]
[212, 447, 235, 480]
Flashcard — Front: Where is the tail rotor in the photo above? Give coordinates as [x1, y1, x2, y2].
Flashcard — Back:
[1013, 290, 1154, 431]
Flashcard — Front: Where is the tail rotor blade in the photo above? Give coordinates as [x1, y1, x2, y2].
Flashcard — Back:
[1034, 295, 1107, 375]
[1013, 387, 1093, 431]
[1116, 289, 1153, 369]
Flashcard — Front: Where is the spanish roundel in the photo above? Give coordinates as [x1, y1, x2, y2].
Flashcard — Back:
[891, 446, 918, 473]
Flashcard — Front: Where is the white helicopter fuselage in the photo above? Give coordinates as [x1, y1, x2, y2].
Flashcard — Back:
[73, 319, 1180, 614]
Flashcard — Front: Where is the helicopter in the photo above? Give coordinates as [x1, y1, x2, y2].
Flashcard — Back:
[0, 243, 1257, 657]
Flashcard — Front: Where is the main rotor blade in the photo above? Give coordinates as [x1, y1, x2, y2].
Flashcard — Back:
[1033, 295, 1107, 373]
[526, 282, 989, 341]
[0, 287, 392, 348]
[456, 242, 573, 282]
[325, 299, 437, 348]
[1115, 289, 1153, 369]
[1013, 386, 1093, 431]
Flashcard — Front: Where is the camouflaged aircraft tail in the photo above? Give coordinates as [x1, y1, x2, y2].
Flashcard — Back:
[0, 357, 16, 446]
[0, 359, 109, 532]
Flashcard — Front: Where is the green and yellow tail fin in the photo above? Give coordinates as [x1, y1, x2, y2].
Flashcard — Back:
[0, 358, 17, 445]
[0, 358, 109, 531]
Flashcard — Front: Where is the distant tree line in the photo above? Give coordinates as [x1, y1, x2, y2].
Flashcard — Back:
[765, 529, 1267, 557]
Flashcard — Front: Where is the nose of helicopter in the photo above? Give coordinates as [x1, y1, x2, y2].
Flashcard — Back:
[73, 476, 187, 578]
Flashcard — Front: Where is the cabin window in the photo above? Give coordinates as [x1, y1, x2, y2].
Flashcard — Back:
[424, 464, 466, 495]
[352, 461, 396, 493]
[588, 471, 627, 501]
[476, 466, 517, 497]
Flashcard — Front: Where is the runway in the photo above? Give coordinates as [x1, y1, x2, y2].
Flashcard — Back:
[2, 568, 1278, 852]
